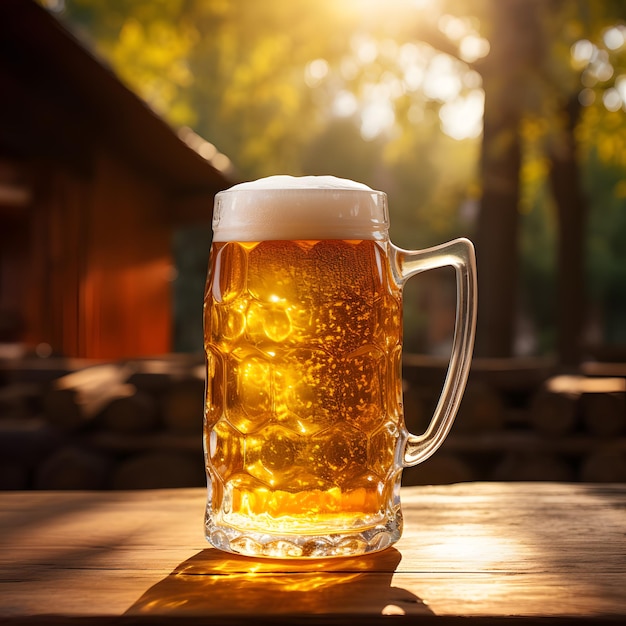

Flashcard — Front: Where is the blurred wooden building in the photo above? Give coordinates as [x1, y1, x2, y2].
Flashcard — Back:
[0, 0, 231, 359]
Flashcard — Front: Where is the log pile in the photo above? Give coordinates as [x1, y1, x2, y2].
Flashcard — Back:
[1, 354, 626, 489]
[401, 356, 626, 485]
[0, 356, 206, 490]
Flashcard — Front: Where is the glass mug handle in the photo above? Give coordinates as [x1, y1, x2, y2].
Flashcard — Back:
[391, 237, 478, 467]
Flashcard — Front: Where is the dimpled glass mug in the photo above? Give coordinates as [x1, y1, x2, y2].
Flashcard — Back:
[203, 175, 477, 559]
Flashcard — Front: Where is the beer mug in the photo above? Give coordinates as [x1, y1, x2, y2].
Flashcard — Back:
[203, 175, 477, 558]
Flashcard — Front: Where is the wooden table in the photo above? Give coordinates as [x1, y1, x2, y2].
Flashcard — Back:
[1, 483, 625, 624]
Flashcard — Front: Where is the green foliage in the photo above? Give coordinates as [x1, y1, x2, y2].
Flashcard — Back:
[57, 0, 197, 126]
[57, 0, 480, 243]
[52, 0, 626, 353]
[485, 0, 626, 351]
[584, 148, 626, 342]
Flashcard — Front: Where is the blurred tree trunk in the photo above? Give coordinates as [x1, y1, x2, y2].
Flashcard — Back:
[475, 76, 521, 358]
[548, 95, 588, 367]
[476, 0, 589, 365]
[475, 0, 543, 358]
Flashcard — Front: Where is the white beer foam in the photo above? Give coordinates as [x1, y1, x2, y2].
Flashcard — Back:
[212, 175, 388, 241]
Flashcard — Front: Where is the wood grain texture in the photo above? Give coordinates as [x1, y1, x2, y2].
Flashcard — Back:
[1, 483, 625, 622]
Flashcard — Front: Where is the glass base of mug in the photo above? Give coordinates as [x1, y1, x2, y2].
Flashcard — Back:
[205, 509, 403, 559]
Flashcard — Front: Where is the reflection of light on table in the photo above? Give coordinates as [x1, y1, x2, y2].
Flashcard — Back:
[394, 483, 626, 617]
[2, 484, 625, 619]
[416, 522, 522, 570]
[413, 522, 524, 604]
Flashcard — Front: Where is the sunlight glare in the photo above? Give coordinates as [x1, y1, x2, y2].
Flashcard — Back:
[344, 0, 437, 16]
[403, 65, 425, 92]
[314, 0, 485, 142]
[333, 90, 359, 117]
[399, 42, 430, 67]
[423, 54, 462, 101]
[438, 14, 468, 41]
[571, 39, 595, 68]
[417, 522, 521, 571]
[399, 42, 429, 91]
[463, 69, 482, 89]
[615, 75, 626, 105]
[459, 35, 490, 63]
[361, 99, 395, 140]
[603, 26, 625, 51]
[593, 49, 614, 81]
[439, 90, 484, 140]
[603, 88, 622, 112]
[353, 34, 379, 64]
[340, 57, 360, 81]
[305, 59, 329, 88]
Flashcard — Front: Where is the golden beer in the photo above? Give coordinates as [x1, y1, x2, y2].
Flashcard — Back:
[204, 239, 403, 555]
[203, 176, 477, 558]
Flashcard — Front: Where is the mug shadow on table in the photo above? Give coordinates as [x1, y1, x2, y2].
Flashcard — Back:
[125, 547, 432, 617]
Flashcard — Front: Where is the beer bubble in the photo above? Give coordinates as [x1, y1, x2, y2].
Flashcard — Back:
[280, 348, 338, 432]
[342, 346, 387, 432]
[308, 424, 368, 484]
[375, 293, 402, 351]
[247, 245, 299, 302]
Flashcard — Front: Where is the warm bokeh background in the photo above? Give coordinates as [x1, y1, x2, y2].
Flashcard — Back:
[1, 0, 626, 489]
[47, 0, 626, 362]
